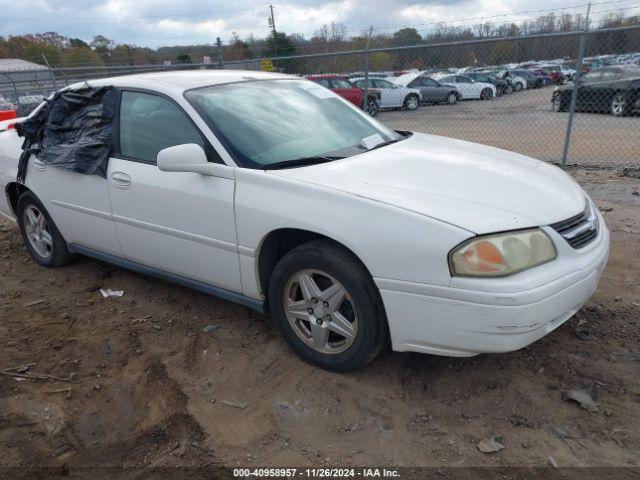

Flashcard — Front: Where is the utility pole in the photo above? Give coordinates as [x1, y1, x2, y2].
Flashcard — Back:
[269, 4, 278, 57]
[216, 37, 224, 69]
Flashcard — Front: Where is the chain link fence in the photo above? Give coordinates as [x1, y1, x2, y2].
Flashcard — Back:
[1, 25, 639, 168]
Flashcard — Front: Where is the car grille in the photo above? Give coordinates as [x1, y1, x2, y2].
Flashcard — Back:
[550, 203, 599, 249]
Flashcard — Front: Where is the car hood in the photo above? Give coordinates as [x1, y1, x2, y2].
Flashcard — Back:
[269, 133, 586, 234]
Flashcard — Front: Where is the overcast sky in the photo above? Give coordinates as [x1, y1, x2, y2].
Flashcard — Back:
[0, 0, 636, 48]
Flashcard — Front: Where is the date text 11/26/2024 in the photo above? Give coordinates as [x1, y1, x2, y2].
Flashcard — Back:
[233, 468, 401, 478]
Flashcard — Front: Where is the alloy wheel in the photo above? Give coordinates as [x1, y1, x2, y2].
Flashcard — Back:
[611, 94, 626, 116]
[447, 93, 457, 104]
[405, 95, 419, 110]
[23, 205, 53, 259]
[283, 269, 358, 355]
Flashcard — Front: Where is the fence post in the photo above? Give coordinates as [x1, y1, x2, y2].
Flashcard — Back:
[2, 73, 21, 112]
[216, 37, 224, 69]
[561, 2, 591, 167]
[41, 54, 58, 92]
[363, 26, 373, 113]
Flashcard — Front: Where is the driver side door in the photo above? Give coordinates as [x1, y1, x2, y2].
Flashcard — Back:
[107, 89, 241, 292]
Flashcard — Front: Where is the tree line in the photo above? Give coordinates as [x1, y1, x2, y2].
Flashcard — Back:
[0, 12, 638, 71]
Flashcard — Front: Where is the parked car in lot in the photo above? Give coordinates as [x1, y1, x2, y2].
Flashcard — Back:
[0, 71, 609, 371]
[552, 66, 640, 116]
[495, 70, 528, 91]
[306, 74, 381, 116]
[537, 66, 566, 85]
[512, 70, 545, 89]
[350, 77, 421, 110]
[465, 72, 512, 95]
[432, 74, 497, 100]
[391, 72, 461, 104]
[529, 69, 553, 86]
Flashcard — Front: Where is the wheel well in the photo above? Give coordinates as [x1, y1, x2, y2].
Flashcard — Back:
[5, 182, 29, 216]
[257, 229, 368, 305]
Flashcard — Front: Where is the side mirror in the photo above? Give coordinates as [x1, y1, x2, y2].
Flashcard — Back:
[157, 144, 234, 179]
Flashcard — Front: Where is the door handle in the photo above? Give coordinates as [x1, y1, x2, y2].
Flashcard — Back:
[32, 158, 47, 171]
[110, 171, 132, 188]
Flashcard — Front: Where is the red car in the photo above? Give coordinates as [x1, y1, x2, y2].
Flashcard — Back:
[306, 74, 381, 116]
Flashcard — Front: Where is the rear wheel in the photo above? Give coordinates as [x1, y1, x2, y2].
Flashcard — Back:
[480, 88, 493, 100]
[268, 240, 388, 372]
[403, 94, 419, 111]
[17, 191, 74, 268]
[610, 92, 631, 117]
[552, 92, 568, 112]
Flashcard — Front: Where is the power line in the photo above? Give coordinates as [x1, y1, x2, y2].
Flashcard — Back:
[370, 0, 637, 33]
[0, 6, 267, 21]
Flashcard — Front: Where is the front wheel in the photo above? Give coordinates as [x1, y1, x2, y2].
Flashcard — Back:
[610, 92, 631, 117]
[446, 92, 458, 104]
[480, 88, 493, 100]
[504, 84, 514, 95]
[17, 191, 74, 268]
[365, 98, 379, 117]
[514, 82, 523, 92]
[268, 240, 388, 372]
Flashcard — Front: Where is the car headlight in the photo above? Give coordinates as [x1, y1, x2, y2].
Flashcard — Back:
[449, 228, 557, 277]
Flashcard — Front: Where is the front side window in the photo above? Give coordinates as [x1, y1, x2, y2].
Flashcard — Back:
[185, 79, 399, 169]
[456, 76, 471, 83]
[119, 91, 204, 163]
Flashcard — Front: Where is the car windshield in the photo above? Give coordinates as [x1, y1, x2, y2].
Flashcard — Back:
[185, 79, 399, 169]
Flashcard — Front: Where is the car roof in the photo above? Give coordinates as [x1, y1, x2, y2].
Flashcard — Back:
[70, 70, 296, 96]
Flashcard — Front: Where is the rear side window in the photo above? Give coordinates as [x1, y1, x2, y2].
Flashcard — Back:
[119, 91, 205, 163]
[331, 79, 352, 89]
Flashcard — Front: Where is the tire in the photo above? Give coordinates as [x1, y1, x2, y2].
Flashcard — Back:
[403, 94, 419, 111]
[268, 240, 388, 372]
[17, 190, 74, 268]
[366, 99, 379, 117]
[480, 88, 493, 100]
[610, 92, 631, 117]
[514, 81, 523, 92]
[535, 80, 543, 89]
[504, 84, 514, 95]
[552, 92, 567, 112]
[446, 92, 458, 104]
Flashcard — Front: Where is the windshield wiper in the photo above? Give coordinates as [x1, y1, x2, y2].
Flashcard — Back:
[368, 137, 404, 151]
[262, 155, 345, 170]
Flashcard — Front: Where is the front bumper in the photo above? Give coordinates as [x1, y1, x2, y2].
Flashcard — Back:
[375, 220, 610, 357]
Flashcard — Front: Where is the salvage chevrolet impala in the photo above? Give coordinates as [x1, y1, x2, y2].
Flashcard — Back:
[0, 71, 609, 371]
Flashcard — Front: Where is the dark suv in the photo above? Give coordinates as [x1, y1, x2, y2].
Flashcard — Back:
[552, 66, 640, 116]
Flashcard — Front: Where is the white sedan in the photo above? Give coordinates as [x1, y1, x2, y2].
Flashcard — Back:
[433, 74, 497, 100]
[350, 77, 421, 110]
[0, 71, 609, 372]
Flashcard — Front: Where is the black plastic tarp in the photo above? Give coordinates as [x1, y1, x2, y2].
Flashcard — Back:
[16, 86, 116, 182]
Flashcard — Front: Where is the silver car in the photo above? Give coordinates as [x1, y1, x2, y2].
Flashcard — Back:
[391, 73, 460, 105]
[350, 77, 421, 110]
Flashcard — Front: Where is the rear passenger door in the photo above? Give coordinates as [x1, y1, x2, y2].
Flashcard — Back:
[107, 89, 241, 292]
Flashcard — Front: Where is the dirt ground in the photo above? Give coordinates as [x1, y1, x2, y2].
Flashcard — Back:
[0, 168, 639, 474]
[379, 87, 640, 168]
